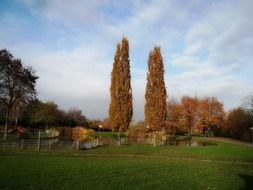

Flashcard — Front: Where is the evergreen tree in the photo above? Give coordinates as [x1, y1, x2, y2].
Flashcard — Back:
[109, 37, 133, 133]
[145, 46, 167, 131]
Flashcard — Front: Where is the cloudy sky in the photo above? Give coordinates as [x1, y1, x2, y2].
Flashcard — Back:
[0, 0, 253, 120]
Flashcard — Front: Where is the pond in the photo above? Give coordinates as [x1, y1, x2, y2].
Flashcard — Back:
[167, 139, 217, 146]
[78, 136, 217, 149]
[0, 136, 217, 150]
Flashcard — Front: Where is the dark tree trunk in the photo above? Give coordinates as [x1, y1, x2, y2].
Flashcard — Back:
[118, 128, 122, 146]
[3, 107, 10, 139]
[188, 124, 192, 145]
[14, 108, 19, 129]
[14, 116, 18, 129]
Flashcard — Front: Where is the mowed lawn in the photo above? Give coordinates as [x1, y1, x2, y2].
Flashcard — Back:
[0, 138, 253, 190]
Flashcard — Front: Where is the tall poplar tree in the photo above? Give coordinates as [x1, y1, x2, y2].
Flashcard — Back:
[145, 46, 167, 131]
[109, 44, 121, 131]
[109, 37, 133, 134]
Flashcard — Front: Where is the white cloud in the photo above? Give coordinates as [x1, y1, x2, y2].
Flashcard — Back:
[170, 55, 203, 68]
[186, 0, 253, 67]
[22, 0, 104, 27]
[12, 42, 112, 119]
[163, 0, 253, 112]
[102, 0, 191, 49]
[1, 0, 253, 119]
[184, 42, 203, 55]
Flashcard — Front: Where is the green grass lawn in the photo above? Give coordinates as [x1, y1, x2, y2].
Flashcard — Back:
[0, 139, 253, 190]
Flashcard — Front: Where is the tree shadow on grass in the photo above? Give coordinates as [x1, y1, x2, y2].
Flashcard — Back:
[239, 174, 253, 190]
[80, 144, 108, 150]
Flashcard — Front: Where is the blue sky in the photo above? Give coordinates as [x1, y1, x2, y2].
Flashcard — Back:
[1, 0, 253, 120]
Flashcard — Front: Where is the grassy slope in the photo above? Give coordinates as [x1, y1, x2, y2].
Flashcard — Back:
[84, 138, 253, 162]
[0, 139, 253, 190]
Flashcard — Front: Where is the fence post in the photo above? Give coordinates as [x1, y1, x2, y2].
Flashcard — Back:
[153, 134, 156, 148]
[2, 141, 5, 150]
[37, 130, 41, 151]
[21, 139, 24, 150]
[76, 140, 79, 151]
[95, 138, 98, 146]
[49, 139, 51, 150]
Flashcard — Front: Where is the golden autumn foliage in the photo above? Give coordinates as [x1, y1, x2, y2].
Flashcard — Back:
[55, 126, 95, 140]
[198, 97, 225, 136]
[181, 96, 198, 135]
[145, 46, 167, 131]
[167, 99, 183, 134]
[109, 37, 133, 132]
[167, 96, 225, 135]
[72, 127, 95, 140]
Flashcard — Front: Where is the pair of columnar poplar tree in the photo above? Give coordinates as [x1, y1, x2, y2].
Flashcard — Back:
[109, 37, 167, 132]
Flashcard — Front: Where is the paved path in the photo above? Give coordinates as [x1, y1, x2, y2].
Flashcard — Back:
[203, 137, 253, 147]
